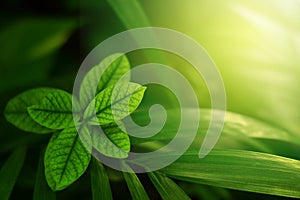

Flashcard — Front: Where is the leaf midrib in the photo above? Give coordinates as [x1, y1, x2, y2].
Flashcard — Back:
[30, 107, 74, 114]
[99, 56, 123, 91]
[58, 133, 79, 184]
[96, 87, 143, 116]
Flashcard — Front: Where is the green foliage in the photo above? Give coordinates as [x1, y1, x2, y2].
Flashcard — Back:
[0, 18, 76, 93]
[44, 127, 91, 191]
[4, 88, 57, 133]
[0, 147, 27, 200]
[123, 167, 150, 200]
[148, 172, 190, 200]
[2, 0, 300, 199]
[161, 149, 300, 198]
[3, 53, 145, 195]
[84, 83, 146, 125]
[28, 89, 75, 130]
[80, 53, 131, 108]
[91, 122, 130, 158]
[90, 158, 113, 200]
[33, 150, 56, 200]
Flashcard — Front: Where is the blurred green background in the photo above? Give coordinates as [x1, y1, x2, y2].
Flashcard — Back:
[1, 0, 300, 199]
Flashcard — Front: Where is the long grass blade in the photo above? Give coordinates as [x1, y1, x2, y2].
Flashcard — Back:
[0, 147, 26, 200]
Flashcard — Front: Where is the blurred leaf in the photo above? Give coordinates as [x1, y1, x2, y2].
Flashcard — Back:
[129, 108, 299, 155]
[123, 167, 149, 200]
[44, 127, 91, 191]
[91, 122, 130, 158]
[4, 88, 58, 133]
[0, 18, 76, 92]
[0, 134, 49, 153]
[148, 172, 190, 200]
[84, 83, 146, 125]
[33, 150, 56, 200]
[0, 146, 26, 200]
[63, 0, 106, 11]
[80, 53, 131, 108]
[90, 158, 113, 200]
[160, 149, 300, 198]
[28, 89, 75, 130]
[108, 0, 150, 28]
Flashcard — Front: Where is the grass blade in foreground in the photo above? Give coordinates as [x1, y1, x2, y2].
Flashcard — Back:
[160, 149, 300, 198]
[0, 147, 26, 200]
[123, 166, 149, 200]
[28, 89, 75, 130]
[148, 172, 190, 200]
[33, 150, 55, 200]
[91, 158, 112, 200]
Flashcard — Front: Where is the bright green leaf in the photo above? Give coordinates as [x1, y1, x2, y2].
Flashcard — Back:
[84, 82, 146, 125]
[4, 88, 58, 133]
[122, 166, 150, 200]
[28, 89, 76, 130]
[90, 158, 113, 200]
[80, 53, 131, 108]
[148, 172, 190, 200]
[44, 127, 91, 191]
[160, 149, 300, 198]
[33, 150, 56, 200]
[91, 122, 130, 158]
[0, 147, 26, 200]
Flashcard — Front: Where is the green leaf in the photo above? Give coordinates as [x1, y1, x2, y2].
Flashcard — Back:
[80, 53, 131, 108]
[84, 82, 146, 125]
[28, 89, 76, 130]
[33, 150, 56, 200]
[122, 166, 150, 200]
[4, 88, 58, 133]
[44, 127, 91, 191]
[148, 172, 190, 200]
[129, 108, 299, 156]
[108, 0, 150, 28]
[90, 158, 113, 200]
[160, 149, 300, 198]
[178, 182, 232, 200]
[0, 18, 76, 93]
[0, 147, 27, 200]
[91, 122, 130, 158]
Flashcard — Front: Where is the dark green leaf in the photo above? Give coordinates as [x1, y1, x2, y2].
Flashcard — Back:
[4, 88, 58, 133]
[84, 82, 146, 125]
[0, 18, 76, 93]
[33, 150, 56, 200]
[0, 147, 26, 200]
[28, 89, 76, 130]
[178, 182, 232, 200]
[160, 149, 300, 198]
[148, 172, 190, 200]
[91, 122, 130, 158]
[80, 53, 131, 108]
[44, 127, 91, 191]
[90, 158, 112, 200]
[123, 166, 149, 200]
